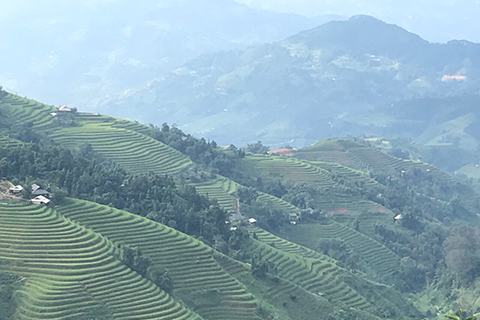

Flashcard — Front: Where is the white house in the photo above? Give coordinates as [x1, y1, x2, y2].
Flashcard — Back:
[31, 196, 51, 206]
[57, 105, 72, 112]
[248, 218, 257, 224]
[9, 185, 23, 195]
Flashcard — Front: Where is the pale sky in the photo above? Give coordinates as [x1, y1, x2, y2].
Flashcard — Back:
[235, 0, 480, 43]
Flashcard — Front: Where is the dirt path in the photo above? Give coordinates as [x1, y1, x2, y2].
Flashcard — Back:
[0, 180, 22, 200]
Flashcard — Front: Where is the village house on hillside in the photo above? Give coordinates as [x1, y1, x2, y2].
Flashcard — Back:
[289, 213, 299, 225]
[57, 105, 72, 112]
[31, 184, 52, 198]
[9, 185, 24, 195]
[31, 195, 50, 206]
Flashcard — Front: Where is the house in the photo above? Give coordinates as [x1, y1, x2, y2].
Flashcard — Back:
[8, 185, 23, 195]
[289, 213, 299, 225]
[394, 214, 403, 222]
[57, 105, 72, 112]
[248, 218, 257, 225]
[31, 184, 51, 198]
[31, 196, 51, 205]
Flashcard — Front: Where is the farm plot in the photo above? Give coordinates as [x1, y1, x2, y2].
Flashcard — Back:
[0, 201, 198, 320]
[57, 199, 262, 320]
[49, 124, 192, 176]
[247, 228, 376, 313]
[283, 222, 402, 282]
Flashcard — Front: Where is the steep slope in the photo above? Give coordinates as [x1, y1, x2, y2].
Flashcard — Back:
[0, 201, 199, 320]
[57, 198, 262, 320]
[0, 93, 434, 318]
[239, 153, 385, 213]
[104, 15, 480, 146]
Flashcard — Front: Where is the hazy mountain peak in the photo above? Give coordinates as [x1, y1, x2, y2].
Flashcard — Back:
[288, 14, 428, 58]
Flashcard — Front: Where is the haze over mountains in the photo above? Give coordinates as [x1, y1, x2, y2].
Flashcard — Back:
[0, 0, 335, 108]
[104, 15, 480, 149]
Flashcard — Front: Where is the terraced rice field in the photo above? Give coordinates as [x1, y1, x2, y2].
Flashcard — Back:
[57, 199, 262, 320]
[248, 228, 375, 313]
[242, 154, 335, 187]
[192, 176, 239, 213]
[1, 94, 193, 176]
[1, 94, 57, 131]
[295, 150, 361, 168]
[348, 147, 455, 182]
[242, 154, 385, 213]
[0, 135, 23, 148]
[283, 222, 401, 281]
[49, 124, 192, 176]
[0, 201, 198, 320]
[192, 175, 300, 217]
[332, 211, 394, 237]
[309, 160, 378, 187]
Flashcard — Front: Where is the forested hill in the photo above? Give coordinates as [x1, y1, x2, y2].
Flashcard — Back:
[1, 89, 480, 319]
[101, 15, 480, 149]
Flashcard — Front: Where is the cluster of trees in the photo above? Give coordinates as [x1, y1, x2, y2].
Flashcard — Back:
[140, 123, 244, 176]
[0, 271, 20, 319]
[443, 228, 480, 286]
[117, 244, 174, 293]
[0, 143, 231, 247]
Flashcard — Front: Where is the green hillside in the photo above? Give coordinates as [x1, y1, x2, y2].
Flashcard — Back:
[0, 201, 199, 320]
[3, 91, 479, 318]
[239, 153, 387, 213]
[248, 228, 419, 319]
[57, 198, 262, 320]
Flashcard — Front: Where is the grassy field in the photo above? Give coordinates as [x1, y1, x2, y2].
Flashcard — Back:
[57, 198, 263, 320]
[247, 228, 418, 319]
[240, 153, 388, 213]
[0, 134, 23, 149]
[282, 222, 402, 284]
[0, 200, 199, 320]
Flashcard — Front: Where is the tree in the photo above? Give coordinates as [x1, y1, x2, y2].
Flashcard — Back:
[246, 141, 269, 154]
[445, 308, 477, 320]
[443, 228, 480, 284]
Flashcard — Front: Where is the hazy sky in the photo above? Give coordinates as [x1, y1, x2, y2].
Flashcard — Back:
[236, 0, 480, 43]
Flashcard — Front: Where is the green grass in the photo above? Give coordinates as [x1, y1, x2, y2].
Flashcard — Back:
[49, 123, 192, 175]
[248, 228, 375, 312]
[0, 200, 198, 320]
[0, 134, 23, 148]
[282, 222, 402, 283]
[57, 198, 263, 320]
[1, 94, 193, 176]
[192, 176, 239, 213]
[247, 228, 420, 318]
[241, 154, 386, 213]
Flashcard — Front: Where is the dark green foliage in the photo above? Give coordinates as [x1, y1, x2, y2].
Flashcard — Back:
[240, 199, 288, 231]
[118, 244, 151, 277]
[117, 244, 174, 293]
[443, 228, 480, 285]
[251, 253, 277, 279]
[0, 272, 21, 320]
[236, 186, 258, 205]
[141, 123, 244, 176]
[0, 143, 230, 245]
[445, 308, 477, 320]
[149, 265, 174, 293]
[54, 113, 79, 127]
[246, 141, 269, 154]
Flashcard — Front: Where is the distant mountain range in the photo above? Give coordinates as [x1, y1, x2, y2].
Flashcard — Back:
[0, 0, 339, 108]
[102, 15, 480, 152]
